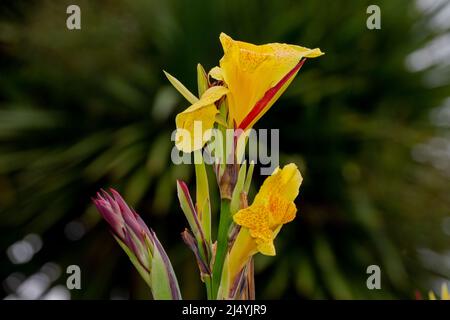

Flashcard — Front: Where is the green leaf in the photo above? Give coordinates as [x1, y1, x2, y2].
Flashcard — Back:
[163, 70, 198, 104]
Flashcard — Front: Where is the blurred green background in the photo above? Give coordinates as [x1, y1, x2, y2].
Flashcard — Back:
[1, 0, 449, 299]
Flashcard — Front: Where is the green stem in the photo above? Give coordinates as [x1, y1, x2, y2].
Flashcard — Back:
[212, 199, 231, 299]
[205, 276, 213, 300]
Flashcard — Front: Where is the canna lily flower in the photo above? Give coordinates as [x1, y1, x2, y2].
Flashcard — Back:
[218, 33, 323, 130]
[221, 164, 302, 294]
[428, 283, 449, 300]
[169, 33, 323, 152]
[93, 189, 182, 300]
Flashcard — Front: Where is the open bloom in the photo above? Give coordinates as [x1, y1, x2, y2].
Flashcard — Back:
[93, 189, 181, 300]
[218, 33, 323, 130]
[172, 33, 323, 152]
[223, 164, 302, 291]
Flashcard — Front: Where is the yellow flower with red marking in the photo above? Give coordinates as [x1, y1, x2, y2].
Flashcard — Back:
[218, 33, 323, 130]
[169, 33, 323, 152]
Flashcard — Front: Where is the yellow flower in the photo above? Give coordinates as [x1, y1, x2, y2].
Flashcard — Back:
[170, 34, 323, 152]
[223, 164, 302, 292]
[218, 33, 323, 130]
[429, 283, 449, 300]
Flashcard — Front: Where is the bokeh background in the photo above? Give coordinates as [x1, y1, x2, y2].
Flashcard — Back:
[1, 0, 449, 299]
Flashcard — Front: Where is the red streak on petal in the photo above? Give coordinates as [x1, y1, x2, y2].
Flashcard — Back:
[237, 58, 306, 130]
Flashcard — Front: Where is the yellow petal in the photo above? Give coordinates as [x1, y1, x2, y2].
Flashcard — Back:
[256, 239, 276, 256]
[233, 205, 277, 257]
[219, 33, 323, 128]
[220, 227, 258, 297]
[255, 222, 284, 257]
[175, 86, 228, 152]
[234, 205, 272, 241]
[228, 228, 258, 276]
[255, 163, 303, 205]
[209, 66, 224, 81]
[267, 195, 297, 227]
[233, 164, 301, 256]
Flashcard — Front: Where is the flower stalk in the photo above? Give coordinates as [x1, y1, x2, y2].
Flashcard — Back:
[212, 198, 231, 298]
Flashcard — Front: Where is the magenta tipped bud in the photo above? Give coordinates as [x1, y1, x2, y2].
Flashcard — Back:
[92, 188, 181, 300]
